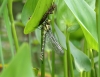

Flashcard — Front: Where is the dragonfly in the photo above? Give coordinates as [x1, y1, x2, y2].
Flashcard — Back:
[40, 20, 64, 62]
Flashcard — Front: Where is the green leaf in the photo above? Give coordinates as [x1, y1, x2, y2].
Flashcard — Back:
[21, 0, 38, 25]
[0, 43, 34, 77]
[0, 0, 7, 16]
[85, 0, 95, 9]
[24, 0, 53, 34]
[3, 7, 14, 57]
[70, 43, 91, 72]
[56, 0, 79, 31]
[54, 24, 91, 72]
[56, 0, 83, 39]
[64, 0, 98, 51]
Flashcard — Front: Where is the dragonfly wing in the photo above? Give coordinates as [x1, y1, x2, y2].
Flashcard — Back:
[46, 30, 64, 55]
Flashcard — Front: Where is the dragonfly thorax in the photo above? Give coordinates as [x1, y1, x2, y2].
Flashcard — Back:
[44, 25, 51, 32]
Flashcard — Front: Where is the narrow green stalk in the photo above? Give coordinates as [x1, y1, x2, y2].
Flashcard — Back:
[41, 59, 45, 77]
[64, 49, 68, 77]
[0, 36, 5, 70]
[86, 51, 90, 77]
[41, 27, 45, 77]
[8, 0, 19, 51]
[12, 23, 19, 51]
[96, 0, 100, 77]
[80, 72, 83, 77]
[83, 72, 86, 77]
[80, 72, 86, 77]
[80, 71, 87, 77]
[90, 49, 95, 77]
[83, 39, 91, 77]
[66, 31, 74, 77]
[82, 39, 87, 77]
[51, 12, 55, 77]
[3, 7, 14, 58]
[52, 51, 55, 77]
[86, 72, 90, 77]
[94, 65, 97, 77]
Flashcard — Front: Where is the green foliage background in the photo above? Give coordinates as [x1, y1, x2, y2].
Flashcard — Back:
[0, 0, 99, 77]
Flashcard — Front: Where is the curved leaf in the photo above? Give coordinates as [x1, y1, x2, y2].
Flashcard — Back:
[21, 0, 38, 25]
[54, 24, 91, 72]
[0, 43, 34, 77]
[56, 0, 83, 40]
[64, 0, 98, 51]
[56, 0, 79, 31]
[24, 0, 53, 34]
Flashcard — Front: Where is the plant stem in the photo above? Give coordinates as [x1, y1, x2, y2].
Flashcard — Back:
[90, 49, 95, 77]
[66, 31, 74, 77]
[96, 0, 100, 77]
[82, 39, 87, 77]
[8, 0, 19, 51]
[90, 49, 94, 70]
[51, 12, 55, 77]
[0, 36, 5, 70]
[64, 48, 68, 77]
[12, 23, 19, 51]
[83, 72, 86, 77]
[80, 72, 86, 77]
[41, 26, 45, 77]
[41, 60, 45, 77]
[52, 51, 55, 77]
[86, 72, 90, 77]
[80, 72, 83, 77]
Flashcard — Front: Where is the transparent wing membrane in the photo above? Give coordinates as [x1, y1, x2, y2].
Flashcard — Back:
[46, 30, 64, 55]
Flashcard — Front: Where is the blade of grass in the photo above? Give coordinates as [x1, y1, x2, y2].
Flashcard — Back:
[0, 0, 7, 16]
[3, 7, 14, 58]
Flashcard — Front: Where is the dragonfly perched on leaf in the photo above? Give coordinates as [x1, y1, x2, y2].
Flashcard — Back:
[40, 20, 64, 62]
[38, 3, 64, 62]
